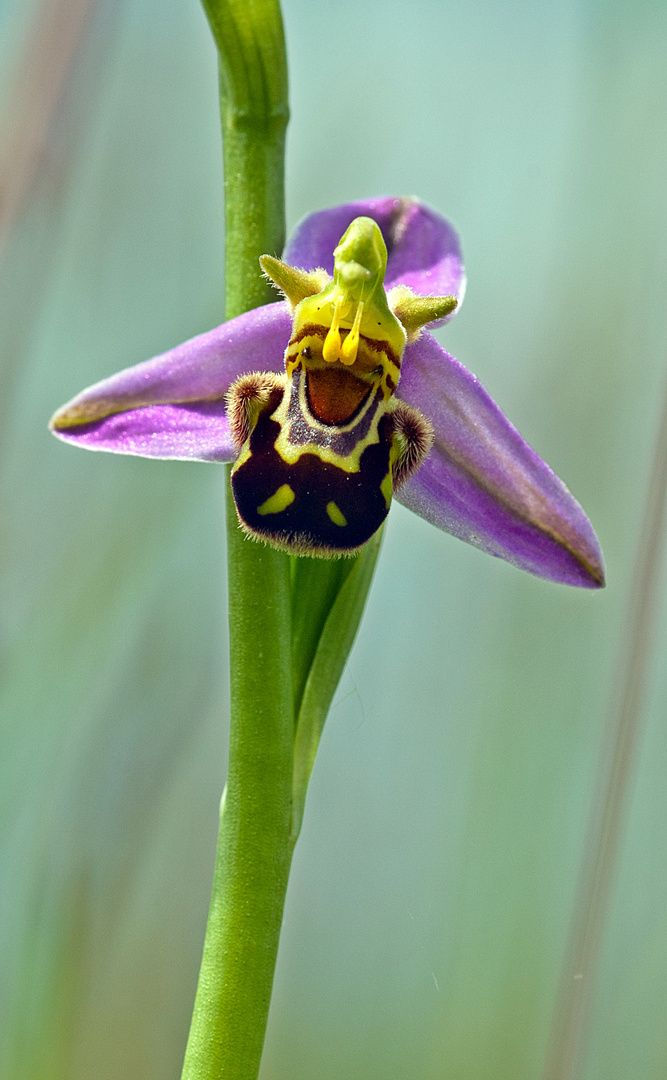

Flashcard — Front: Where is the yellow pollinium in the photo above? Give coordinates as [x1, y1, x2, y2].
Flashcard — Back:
[340, 301, 364, 365]
[322, 296, 343, 364]
[323, 298, 365, 366]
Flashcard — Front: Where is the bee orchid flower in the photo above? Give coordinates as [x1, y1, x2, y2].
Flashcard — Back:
[50, 196, 604, 588]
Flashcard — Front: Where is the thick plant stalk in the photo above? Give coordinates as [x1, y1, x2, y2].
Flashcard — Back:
[181, 494, 294, 1080]
[181, 4, 384, 1076]
[202, 0, 289, 321]
[181, 2, 293, 1078]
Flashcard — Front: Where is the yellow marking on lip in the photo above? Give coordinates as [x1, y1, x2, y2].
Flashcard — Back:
[271, 376, 384, 473]
[380, 469, 393, 509]
[257, 484, 295, 516]
[326, 501, 347, 527]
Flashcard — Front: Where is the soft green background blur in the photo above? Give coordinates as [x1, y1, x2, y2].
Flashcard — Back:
[1, 0, 667, 1077]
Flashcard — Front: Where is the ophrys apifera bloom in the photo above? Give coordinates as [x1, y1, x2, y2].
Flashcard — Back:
[50, 197, 604, 588]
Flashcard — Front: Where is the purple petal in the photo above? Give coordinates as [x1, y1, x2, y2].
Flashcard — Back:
[396, 334, 605, 588]
[51, 401, 236, 462]
[51, 302, 291, 430]
[284, 197, 465, 324]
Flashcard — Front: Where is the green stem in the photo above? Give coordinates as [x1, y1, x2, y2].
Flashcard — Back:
[181, 493, 294, 1080]
[182, 4, 384, 1073]
[202, 0, 289, 321]
[181, 2, 292, 1077]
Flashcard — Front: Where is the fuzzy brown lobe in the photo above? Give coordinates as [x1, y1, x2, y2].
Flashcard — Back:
[391, 400, 434, 490]
[226, 372, 286, 448]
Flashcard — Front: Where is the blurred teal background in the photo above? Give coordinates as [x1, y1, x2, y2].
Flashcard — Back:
[1, 0, 667, 1077]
